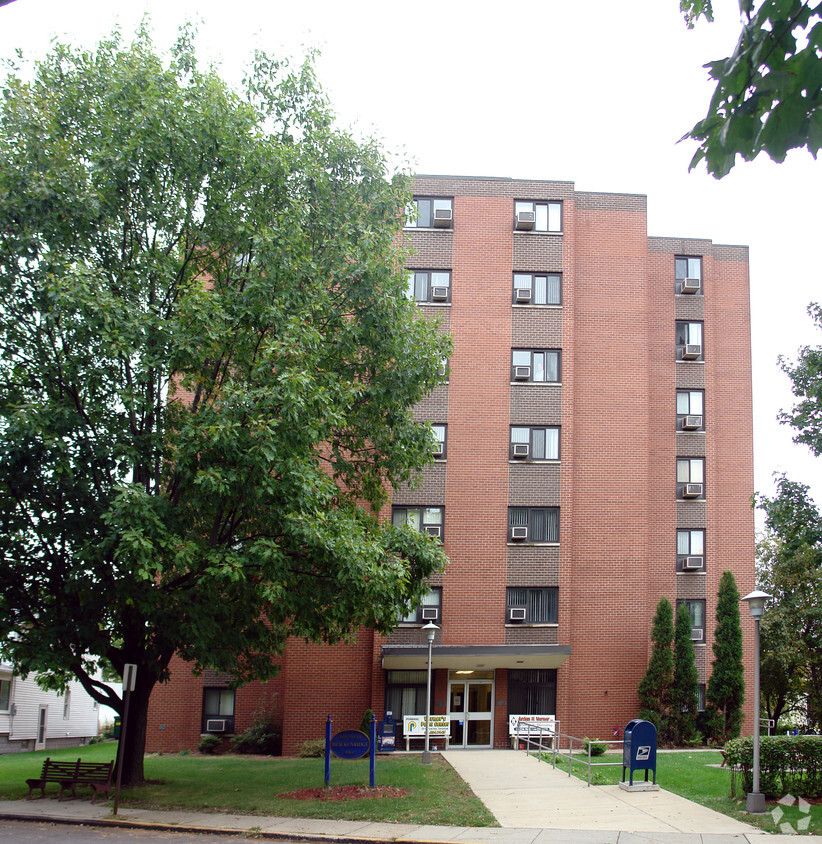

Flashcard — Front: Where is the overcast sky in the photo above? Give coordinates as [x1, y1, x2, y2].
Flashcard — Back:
[2, 0, 821, 522]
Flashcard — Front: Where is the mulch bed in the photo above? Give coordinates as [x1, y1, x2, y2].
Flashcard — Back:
[278, 785, 409, 801]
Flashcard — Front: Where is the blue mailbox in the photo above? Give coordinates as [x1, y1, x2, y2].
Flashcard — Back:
[377, 710, 396, 752]
[622, 719, 657, 785]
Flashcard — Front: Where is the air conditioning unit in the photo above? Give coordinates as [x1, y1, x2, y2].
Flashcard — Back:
[515, 211, 535, 230]
[682, 277, 701, 293]
[206, 720, 227, 733]
[514, 366, 531, 380]
[690, 629, 704, 642]
[683, 483, 703, 498]
[432, 443, 444, 457]
[425, 525, 442, 539]
[509, 607, 527, 621]
[421, 607, 439, 621]
[433, 208, 453, 228]
[683, 556, 704, 570]
[682, 344, 702, 360]
[512, 443, 530, 458]
[431, 286, 449, 301]
[439, 360, 449, 377]
[510, 526, 528, 541]
[682, 415, 703, 430]
[515, 288, 532, 303]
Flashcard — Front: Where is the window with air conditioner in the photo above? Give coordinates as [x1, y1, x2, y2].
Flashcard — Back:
[399, 587, 442, 625]
[506, 587, 558, 624]
[676, 321, 704, 361]
[511, 349, 560, 383]
[677, 529, 705, 571]
[514, 200, 562, 232]
[508, 507, 559, 543]
[677, 458, 705, 499]
[677, 599, 706, 644]
[676, 390, 704, 431]
[405, 197, 453, 229]
[202, 688, 235, 734]
[406, 270, 451, 304]
[431, 424, 447, 459]
[393, 506, 444, 542]
[512, 273, 562, 306]
[675, 256, 703, 295]
[510, 426, 559, 460]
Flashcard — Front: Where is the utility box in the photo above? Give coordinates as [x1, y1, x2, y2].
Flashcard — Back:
[377, 711, 396, 752]
[622, 719, 657, 786]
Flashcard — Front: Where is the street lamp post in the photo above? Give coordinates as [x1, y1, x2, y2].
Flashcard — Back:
[421, 621, 439, 765]
[741, 589, 772, 815]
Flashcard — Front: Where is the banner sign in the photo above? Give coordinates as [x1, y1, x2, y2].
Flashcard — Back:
[403, 715, 450, 737]
[509, 715, 556, 736]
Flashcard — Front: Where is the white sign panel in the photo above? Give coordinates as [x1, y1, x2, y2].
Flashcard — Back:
[403, 715, 450, 737]
[509, 714, 556, 736]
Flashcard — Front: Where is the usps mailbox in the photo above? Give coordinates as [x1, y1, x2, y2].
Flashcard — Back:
[378, 711, 396, 752]
[622, 719, 657, 785]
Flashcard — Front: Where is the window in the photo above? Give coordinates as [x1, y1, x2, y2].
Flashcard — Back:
[677, 529, 705, 571]
[513, 273, 561, 306]
[677, 599, 706, 643]
[676, 390, 704, 431]
[0, 678, 10, 712]
[400, 587, 442, 624]
[407, 270, 451, 303]
[406, 197, 453, 229]
[676, 321, 704, 361]
[393, 506, 444, 541]
[511, 349, 560, 383]
[510, 426, 559, 460]
[677, 458, 705, 499]
[508, 507, 559, 543]
[385, 670, 431, 724]
[507, 587, 558, 623]
[63, 689, 71, 720]
[202, 688, 235, 733]
[430, 425, 447, 458]
[675, 256, 702, 294]
[697, 683, 706, 712]
[508, 669, 557, 715]
[514, 200, 562, 232]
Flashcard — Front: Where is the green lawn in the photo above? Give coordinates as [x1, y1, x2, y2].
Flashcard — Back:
[0, 742, 496, 827]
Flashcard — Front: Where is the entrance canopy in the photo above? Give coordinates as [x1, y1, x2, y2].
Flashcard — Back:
[381, 643, 571, 671]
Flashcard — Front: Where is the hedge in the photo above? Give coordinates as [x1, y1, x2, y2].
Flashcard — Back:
[725, 735, 822, 798]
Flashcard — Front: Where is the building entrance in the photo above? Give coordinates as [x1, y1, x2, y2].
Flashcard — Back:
[447, 671, 493, 748]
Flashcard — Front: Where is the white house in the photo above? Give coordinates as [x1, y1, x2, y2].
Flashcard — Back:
[0, 662, 100, 753]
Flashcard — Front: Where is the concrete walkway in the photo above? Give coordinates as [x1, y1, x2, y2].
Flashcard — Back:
[0, 749, 805, 843]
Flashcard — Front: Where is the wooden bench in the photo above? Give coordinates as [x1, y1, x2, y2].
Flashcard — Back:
[26, 757, 115, 803]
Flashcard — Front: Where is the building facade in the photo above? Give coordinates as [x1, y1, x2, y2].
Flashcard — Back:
[146, 174, 756, 755]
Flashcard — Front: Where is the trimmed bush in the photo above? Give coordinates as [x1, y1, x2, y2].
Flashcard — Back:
[583, 737, 607, 757]
[297, 738, 326, 758]
[198, 734, 223, 755]
[725, 734, 822, 798]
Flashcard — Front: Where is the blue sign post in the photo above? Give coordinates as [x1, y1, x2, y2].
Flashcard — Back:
[370, 714, 376, 788]
[324, 716, 332, 786]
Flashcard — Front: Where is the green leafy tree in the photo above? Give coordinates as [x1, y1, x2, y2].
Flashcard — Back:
[671, 602, 700, 744]
[638, 597, 675, 740]
[705, 571, 745, 742]
[758, 476, 822, 727]
[0, 27, 449, 785]
[780, 304, 822, 456]
[680, 0, 822, 177]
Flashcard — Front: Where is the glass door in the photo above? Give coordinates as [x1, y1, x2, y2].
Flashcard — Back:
[448, 671, 494, 747]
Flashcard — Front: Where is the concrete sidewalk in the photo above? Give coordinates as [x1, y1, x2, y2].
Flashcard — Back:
[0, 749, 803, 843]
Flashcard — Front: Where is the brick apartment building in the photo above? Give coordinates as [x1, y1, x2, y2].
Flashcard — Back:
[146, 174, 756, 754]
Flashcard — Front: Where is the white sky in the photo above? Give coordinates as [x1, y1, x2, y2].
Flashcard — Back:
[2, 0, 821, 524]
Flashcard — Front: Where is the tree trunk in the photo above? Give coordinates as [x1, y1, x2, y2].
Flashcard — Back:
[114, 677, 155, 787]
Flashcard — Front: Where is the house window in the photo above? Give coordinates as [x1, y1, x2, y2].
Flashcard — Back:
[511, 350, 560, 383]
[63, 689, 71, 720]
[508, 507, 559, 543]
[677, 529, 705, 571]
[507, 588, 558, 624]
[0, 678, 10, 711]
[508, 669, 557, 716]
[407, 270, 451, 304]
[393, 506, 444, 541]
[677, 458, 705, 499]
[697, 683, 706, 712]
[385, 670, 431, 724]
[676, 321, 704, 361]
[513, 273, 561, 306]
[676, 390, 704, 431]
[675, 256, 703, 294]
[202, 688, 235, 734]
[406, 197, 453, 229]
[677, 599, 706, 643]
[400, 587, 442, 624]
[514, 200, 562, 232]
[431, 425, 447, 459]
[510, 426, 559, 460]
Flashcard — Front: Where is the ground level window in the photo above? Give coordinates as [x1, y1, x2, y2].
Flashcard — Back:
[385, 670, 430, 724]
[508, 669, 557, 715]
[202, 688, 235, 733]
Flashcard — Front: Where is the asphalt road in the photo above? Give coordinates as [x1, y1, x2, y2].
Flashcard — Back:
[0, 819, 304, 842]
